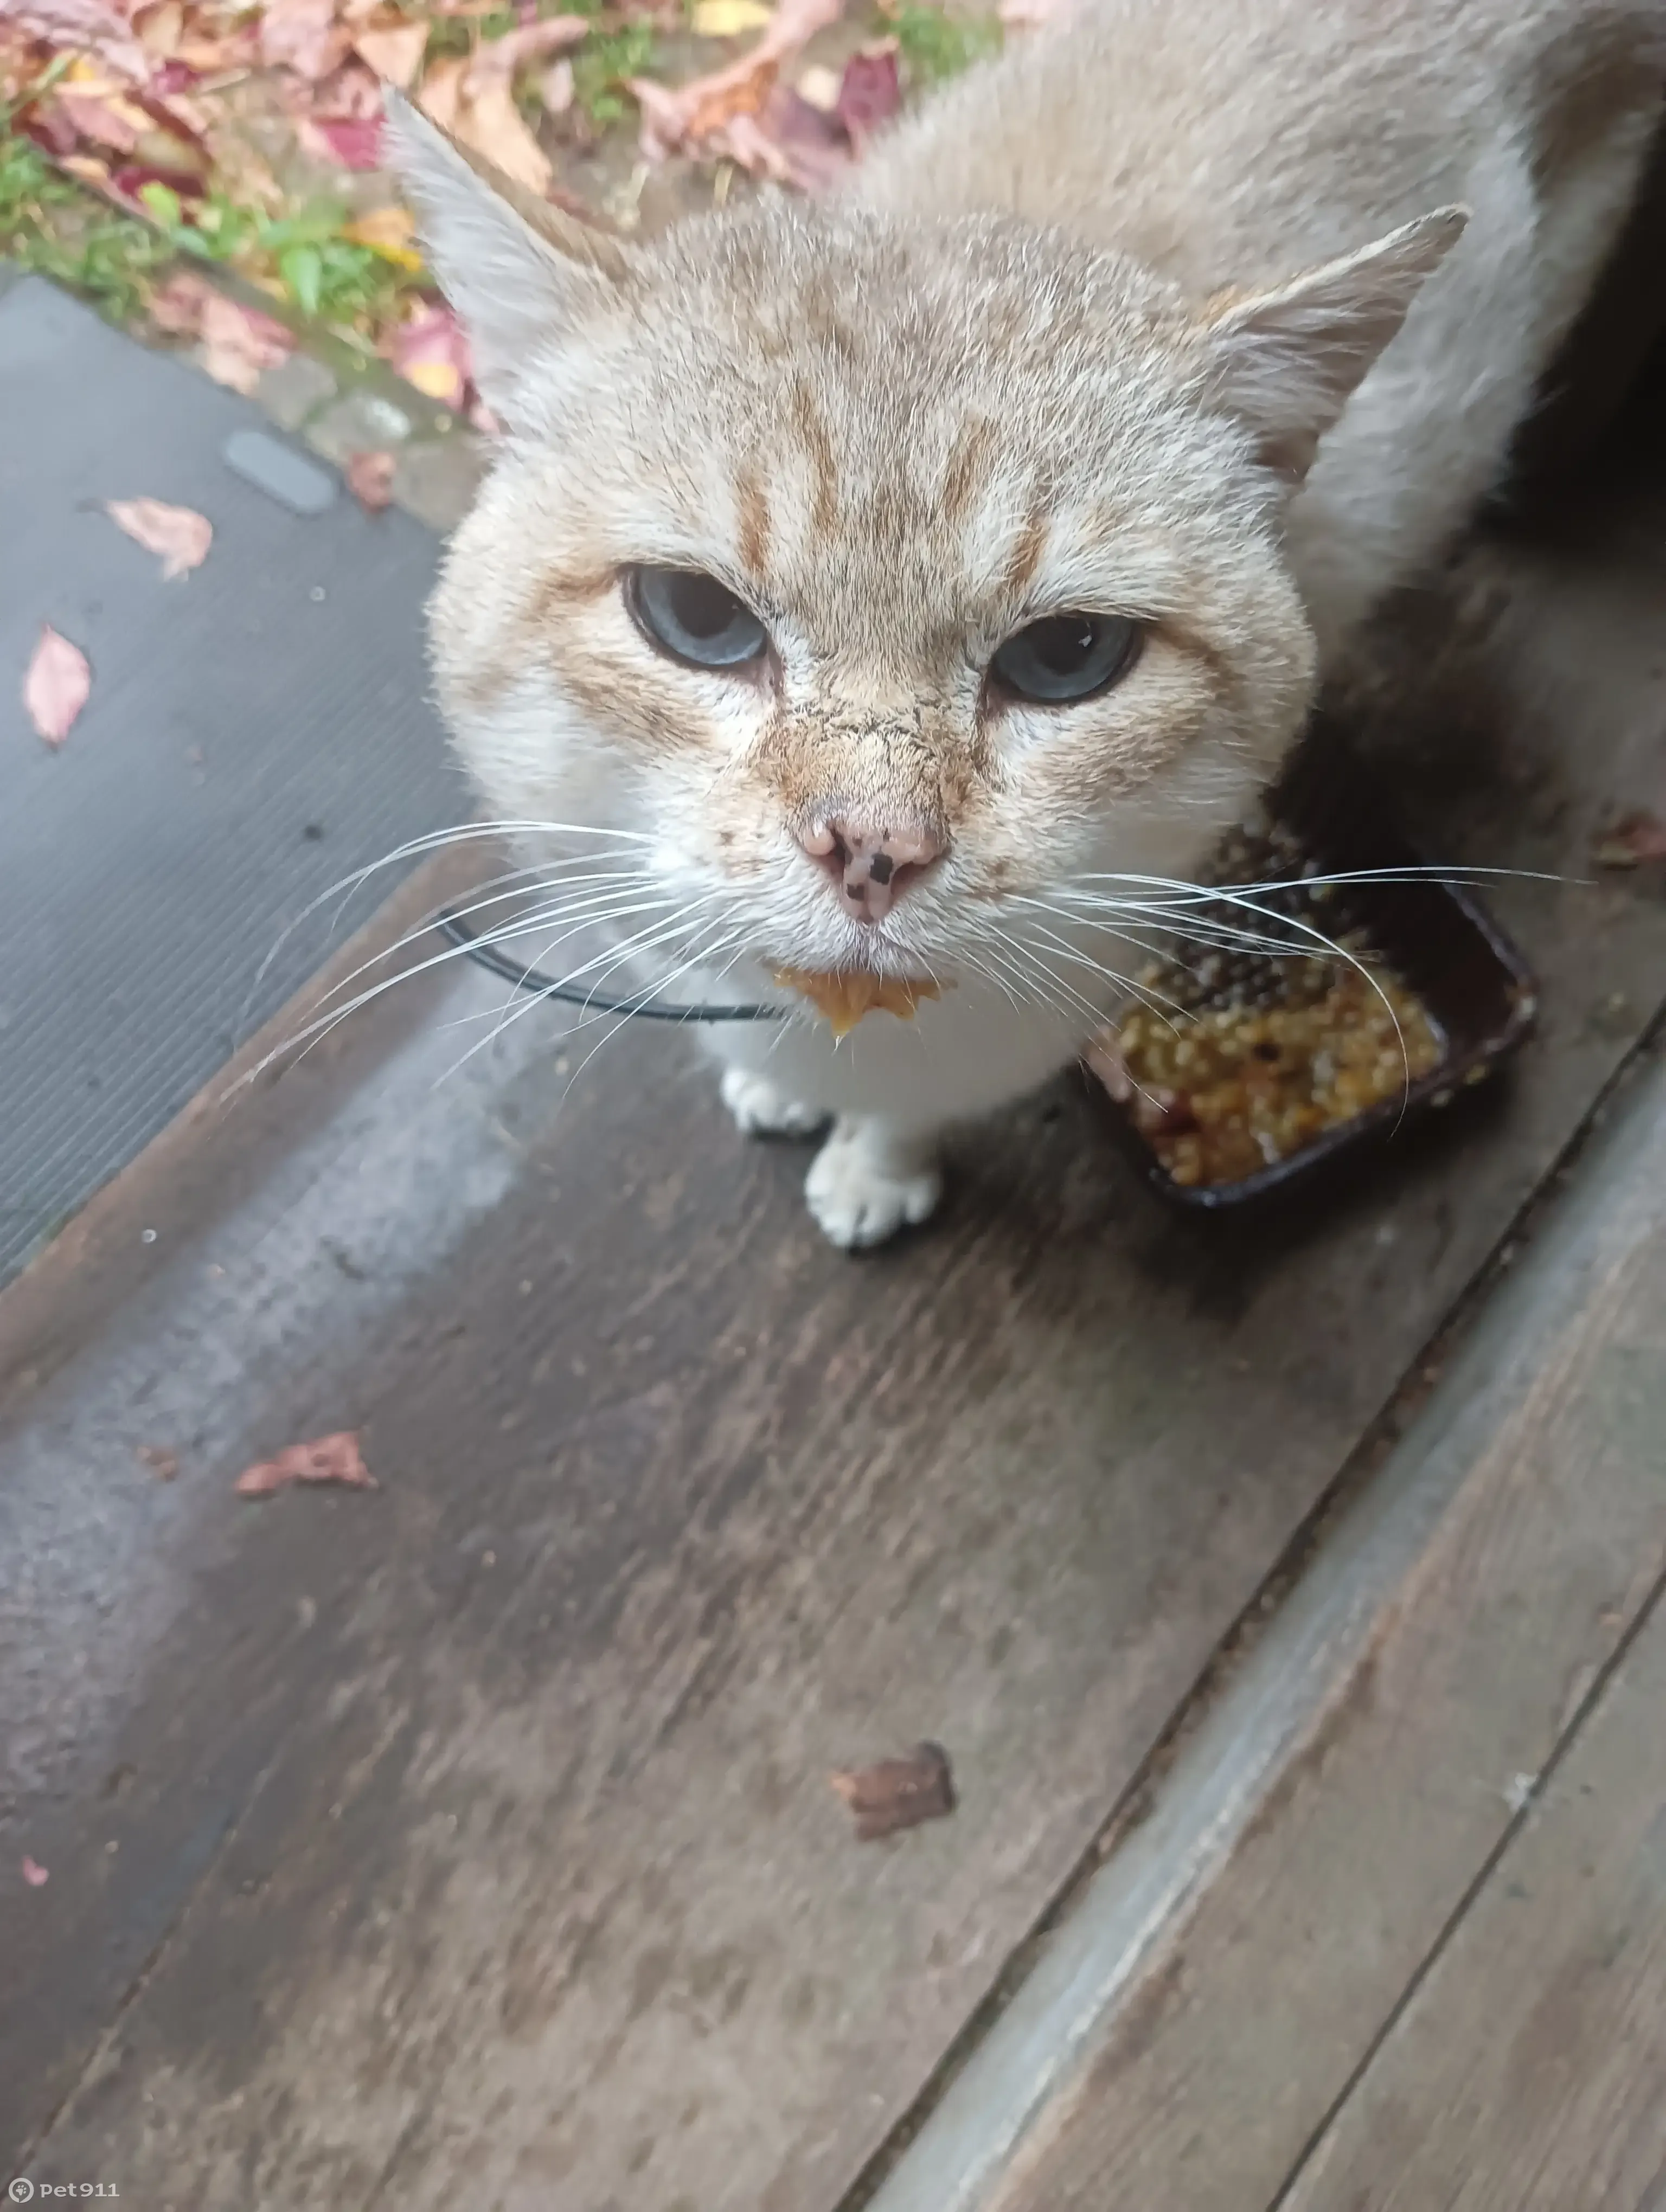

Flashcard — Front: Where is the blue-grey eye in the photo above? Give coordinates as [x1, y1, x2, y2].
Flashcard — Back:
[629, 566, 768, 670]
[990, 613, 1140, 703]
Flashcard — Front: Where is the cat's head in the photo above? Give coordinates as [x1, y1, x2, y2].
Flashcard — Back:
[388, 98, 1460, 999]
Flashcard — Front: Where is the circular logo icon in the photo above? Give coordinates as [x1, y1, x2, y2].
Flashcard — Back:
[9, 2179, 36, 2202]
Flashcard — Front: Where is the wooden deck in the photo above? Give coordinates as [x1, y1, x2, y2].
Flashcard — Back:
[3, 369, 1665, 2209]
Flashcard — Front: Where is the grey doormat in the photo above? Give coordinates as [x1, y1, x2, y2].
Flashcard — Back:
[0, 276, 466, 1284]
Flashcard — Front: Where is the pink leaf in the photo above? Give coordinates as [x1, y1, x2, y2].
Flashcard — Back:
[8, 0, 150, 78]
[260, 0, 349, 81]
[235, 1430, 377, 1498]
[21, 1855, 50, 1888]
[105, 496, 213, 580]
[147, 267, 213, 335]
[467, 11, 588, 82]
[300, 111, 386, 168]
[834, 44, 898, 138]
[198, 292, 292, 395]
[760, 83, 849, 189]
[24, 626, 91, 747]
[345, 449, 396, 512]
[54, 88, 143, 153]
[386, 303, 472, 408]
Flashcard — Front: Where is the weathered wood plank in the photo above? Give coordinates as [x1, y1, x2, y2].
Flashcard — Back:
[874, 1049, 1666, 2212]
[1284, 1572, 1666, 2211]
[8, 486, 1666, 2212]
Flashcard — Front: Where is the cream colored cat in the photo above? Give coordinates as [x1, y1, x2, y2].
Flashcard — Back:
[387, 0, 1663, 1246]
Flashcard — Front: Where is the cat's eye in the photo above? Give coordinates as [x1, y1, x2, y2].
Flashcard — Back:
[990, 613, 1141, 704]
[628, 566, 770, 671]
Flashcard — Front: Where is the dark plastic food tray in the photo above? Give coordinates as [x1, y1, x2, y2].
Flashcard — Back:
[1101, 729, 1540, 1212]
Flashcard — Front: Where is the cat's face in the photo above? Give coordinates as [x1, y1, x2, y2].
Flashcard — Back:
[393, 100, 1458, 998]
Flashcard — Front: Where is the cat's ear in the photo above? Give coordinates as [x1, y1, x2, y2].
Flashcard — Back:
[1199, 207, 1468, 482]
[381, 89, 632, 422]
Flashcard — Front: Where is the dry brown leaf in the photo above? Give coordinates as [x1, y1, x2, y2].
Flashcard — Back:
[235, 1430, 377, 1497]
[633, 0, 842, 162]
[457, 72, 550, 189]
[199, 291, 292, 393]
[21, 1855, 50, 1888]
[352, 17, 428, 86]
[345, 448, 396, 511]
[136, 1444, 180, 1480]
[998, 0, 1060, 24]
[24, 626, 91, 747]
[105, 496, 213, 580]
[830, 1742, 956, 1841]
[1593, 809, 1666, 869]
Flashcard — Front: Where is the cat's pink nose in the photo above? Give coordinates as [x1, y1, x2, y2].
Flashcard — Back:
[797, 816, 944, 923]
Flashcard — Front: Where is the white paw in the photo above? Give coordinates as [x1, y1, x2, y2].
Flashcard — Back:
[805, 1130, 943, 1250]
[721, 1066, 829, 1139]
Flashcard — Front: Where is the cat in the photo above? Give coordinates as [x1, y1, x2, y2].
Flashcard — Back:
[386, 0, 1664, 1246]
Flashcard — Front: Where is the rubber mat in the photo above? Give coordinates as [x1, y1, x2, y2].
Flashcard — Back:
[0, 276, 466, 1284]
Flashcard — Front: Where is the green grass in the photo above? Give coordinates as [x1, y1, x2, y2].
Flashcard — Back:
[572, 21, 657, 125]
[889, 2, 1001, 83]
[139, 184, 415, 331]
[0, 130, 174, 323]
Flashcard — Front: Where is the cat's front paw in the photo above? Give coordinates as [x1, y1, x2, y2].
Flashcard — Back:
[804, 1122, 943, 1250]
[721, 1066, 829, 1139]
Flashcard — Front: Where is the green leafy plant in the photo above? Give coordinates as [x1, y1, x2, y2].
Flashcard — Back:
[573, 20, 657, 124]
[889, 2, 1000, 84]
[139, 183, 418, 331]
[0, 129, 174, 322]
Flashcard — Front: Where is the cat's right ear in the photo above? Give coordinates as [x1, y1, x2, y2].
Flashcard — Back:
[381, 89, 632, 425]
[1199, 206, 1468, 484]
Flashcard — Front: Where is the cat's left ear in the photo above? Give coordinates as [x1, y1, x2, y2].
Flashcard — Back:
[1200, 207, 1468, 482]
[381, 89, 634, 424]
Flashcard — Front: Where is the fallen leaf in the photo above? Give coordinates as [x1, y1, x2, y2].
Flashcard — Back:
[693, 0, 776, 34]
[21, 1855, 50, 1888]
[343, 202, 422, 267]
[136, 1444, 180, 1480]
[1594, 809, 1666, 869]
[415, 50, 467, 127]
[634, 0, 843, 165]
[540, 55, 573, 113]
[453, 71, 551, 190]
[759, 83, 848, 188]
[830, 1742, 956, 1841]
[345, 448, 396, 510]
[467, 12, 589, 80]
[260, 0, 350, 80]
[24, 626, 91, 747]
[146, 267, 214, 335]
[199, 290, 292, 393]
[54, 87, 144, 152]
[105, 496, 213, 580]
[385, 300, 472, 406]
[998, 0, 1059, 23]
[418, 37, 570, 193]
[352, 17, 428, 86]
[834, 42, 898, 138]
[299, 111, 386, 167]
[8, 0, 150, 79]
[235, 1430, 377, 1497]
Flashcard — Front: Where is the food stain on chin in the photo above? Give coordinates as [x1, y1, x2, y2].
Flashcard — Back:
[773, 967, 943, 1039]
